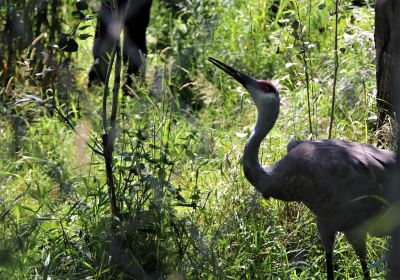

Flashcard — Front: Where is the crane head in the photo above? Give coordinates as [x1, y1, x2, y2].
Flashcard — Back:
[208, 57, 279, 111]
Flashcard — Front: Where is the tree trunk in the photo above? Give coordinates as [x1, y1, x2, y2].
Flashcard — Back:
[375, 0, 400, 279]
[375, 0, 397, 129]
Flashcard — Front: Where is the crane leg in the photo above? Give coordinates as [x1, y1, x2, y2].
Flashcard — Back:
[318, 221, 336, 280]
[325, 251, 334, 280]
[344, 230, 371, 280]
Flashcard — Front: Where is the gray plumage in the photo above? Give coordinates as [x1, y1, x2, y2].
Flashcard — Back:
[208, 57, 395, 280]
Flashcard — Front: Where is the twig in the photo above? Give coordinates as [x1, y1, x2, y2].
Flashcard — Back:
[100, 0, 130, 219]
[102, 47, 116, 135]
[328, 0, 340, 139]
[110, 40, 121, 146]
[295, 3, 313, 137]
[53, 106, 104, 156]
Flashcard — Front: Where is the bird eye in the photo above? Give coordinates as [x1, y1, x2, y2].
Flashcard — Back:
[257, 80, 278, 95]
[264, 85, 275, 93]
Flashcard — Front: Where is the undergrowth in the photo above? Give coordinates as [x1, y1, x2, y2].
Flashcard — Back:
[0, 0, 387, 279]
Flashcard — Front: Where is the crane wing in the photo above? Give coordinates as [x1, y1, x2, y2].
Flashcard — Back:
[269, 139, 396, 228]
[287, 140, 395, 181]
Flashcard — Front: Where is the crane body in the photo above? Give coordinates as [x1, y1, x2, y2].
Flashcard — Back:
[208, 57, 396, 280]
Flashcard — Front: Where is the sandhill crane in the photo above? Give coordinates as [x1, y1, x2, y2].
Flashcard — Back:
[208, 57, 396, 280]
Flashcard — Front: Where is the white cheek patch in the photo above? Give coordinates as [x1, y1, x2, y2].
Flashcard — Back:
[263, 93, 279, 102]
[253, 89, 278, 103]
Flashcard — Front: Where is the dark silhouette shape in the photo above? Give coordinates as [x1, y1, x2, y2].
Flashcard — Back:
[208, 57, 396, 280]
[88, 0, 152, 90]
[375, 0, 396, 141]
[351, 0, 374, 7]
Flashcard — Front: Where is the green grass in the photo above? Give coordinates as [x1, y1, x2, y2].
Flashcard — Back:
[0, 0, 388, 278]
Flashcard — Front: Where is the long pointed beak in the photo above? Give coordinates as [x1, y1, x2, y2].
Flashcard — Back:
[208, 57, 258, 89]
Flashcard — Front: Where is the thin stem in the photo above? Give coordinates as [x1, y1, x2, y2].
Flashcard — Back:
[102, 47, 116, 135]
[52, 106, 103, 156]
[110, 39, 121, 146]
[308, 0, 318, 138]
[303, 53, 313, 137]
[328, 0, 340, 139]
[295, 3, 313, 137]
[100, 0, 120, 219]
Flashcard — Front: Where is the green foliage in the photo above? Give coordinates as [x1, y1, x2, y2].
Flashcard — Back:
[0, 0, 389, 279]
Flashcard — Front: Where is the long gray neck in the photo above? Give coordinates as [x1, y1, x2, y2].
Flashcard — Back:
[243, 113, 276, 195]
